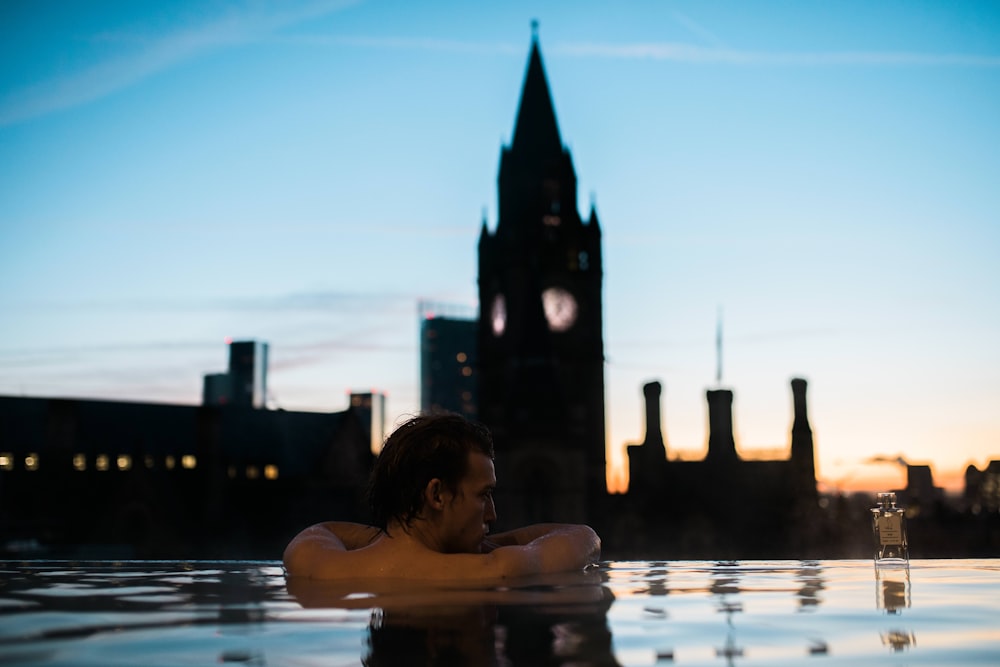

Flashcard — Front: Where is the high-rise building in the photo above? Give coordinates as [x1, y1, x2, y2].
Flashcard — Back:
[228, 340, 268, 409]
[419, 301, 477, 420]
[203, 340, 269, 408]
[202, 372, 231, 406]
[350, 391, 387, 454]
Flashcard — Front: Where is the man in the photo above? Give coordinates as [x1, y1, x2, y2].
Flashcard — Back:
[283, 413, 601, 581]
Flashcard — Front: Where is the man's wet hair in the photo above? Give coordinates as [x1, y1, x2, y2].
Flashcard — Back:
[366, 413, 495, 532]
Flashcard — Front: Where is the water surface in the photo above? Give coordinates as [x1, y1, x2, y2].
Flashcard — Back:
[1, 559, 997, 665]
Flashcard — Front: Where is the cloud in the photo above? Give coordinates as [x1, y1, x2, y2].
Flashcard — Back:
[610, 327, 837, 351]
[553, 41, 1000, 67]
[866, 455, 910, 467]
[274, 33, 522, 56]
[0, 0, 360, 126]
[278, 33, 1000, 68]
[7, 8, 997, 128]
[269, 336, 414, 372]
[4, 289, 418, 314]
[671, 11, 728, 49]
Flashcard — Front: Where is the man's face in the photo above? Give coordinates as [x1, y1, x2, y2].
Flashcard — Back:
[441, 451, 497, 553]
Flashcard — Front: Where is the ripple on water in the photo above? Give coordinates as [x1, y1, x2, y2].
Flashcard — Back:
[0, 559, 998, 666]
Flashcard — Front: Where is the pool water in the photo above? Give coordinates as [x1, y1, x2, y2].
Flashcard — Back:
[1, 559, 998, 665]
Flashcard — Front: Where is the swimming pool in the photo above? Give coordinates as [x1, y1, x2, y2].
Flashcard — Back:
[1, 559, 997, 665]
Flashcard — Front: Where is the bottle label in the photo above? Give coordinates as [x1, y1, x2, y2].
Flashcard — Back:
[877, 514, 902, 545]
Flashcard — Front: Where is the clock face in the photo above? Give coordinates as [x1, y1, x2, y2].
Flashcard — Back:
[541, 287, 577, 332]
[490, 294, 507, 336]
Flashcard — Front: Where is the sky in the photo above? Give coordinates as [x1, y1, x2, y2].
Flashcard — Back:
[1, 0, 998, 495]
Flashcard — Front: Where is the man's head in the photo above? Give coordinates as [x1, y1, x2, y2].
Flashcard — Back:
[367, 413, 496, 548]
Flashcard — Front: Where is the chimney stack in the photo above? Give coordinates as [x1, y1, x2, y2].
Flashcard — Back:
[643, 381, 665, 451]
[790, 378, 816, 497]
[706, 389, 738, 462]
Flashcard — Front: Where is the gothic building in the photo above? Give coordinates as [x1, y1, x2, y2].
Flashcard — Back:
[618, 379, 820, 557]
[477, 32, 607, 529]
[472, 31, 835, 557]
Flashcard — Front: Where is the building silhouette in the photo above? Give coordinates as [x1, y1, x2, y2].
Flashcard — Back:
[469, 29, 825, 554]
[965, 460, 1000, 514]
[477, 29, 607, 529]
[349, 390, 387, 456]
[0, 341, 373, 558]
[614, 379, 820, 558]
[202, 339, 269, 408]
[419, 301, 478, 420]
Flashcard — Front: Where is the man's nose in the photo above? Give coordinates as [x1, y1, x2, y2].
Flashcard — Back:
[485, 496, 497, 522]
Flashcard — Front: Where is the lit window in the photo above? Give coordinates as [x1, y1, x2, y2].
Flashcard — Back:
[227, 465, 237, 479]
[73, 454, 87, 471]
[456, 352, 467, 363]
[117, 455, 132, 471]
[25, 453, 40, 471]
[0, 453, 13, 471]
[246, 465, 259, 480]
[165, 455, 176, 470]
[461, 366, 472, 377]
[181, 455, 196, 469]
[96, 454, 110, 471]
[144, 455, 155, 469]
[264, 464, 279, 480]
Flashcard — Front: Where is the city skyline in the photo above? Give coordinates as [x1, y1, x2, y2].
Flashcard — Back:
[2, 1, 998, 495]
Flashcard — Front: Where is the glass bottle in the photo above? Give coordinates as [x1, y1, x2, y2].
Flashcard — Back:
[871, 492, 908, 563]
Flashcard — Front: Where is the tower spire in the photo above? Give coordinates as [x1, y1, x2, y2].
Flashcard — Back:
[510, 26, 562, 160]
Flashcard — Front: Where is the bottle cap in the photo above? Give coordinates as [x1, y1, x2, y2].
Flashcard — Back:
[877, 492, 896, 507]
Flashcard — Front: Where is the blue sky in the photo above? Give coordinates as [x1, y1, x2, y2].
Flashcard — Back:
[1, 0, 998, 493]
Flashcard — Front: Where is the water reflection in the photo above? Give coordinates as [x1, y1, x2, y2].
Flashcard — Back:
[636, 560, 669, 596]
[875, 562, 911, 614]
[874, 562, 915, 654]
[709, 561, 745, 665]
[880, 629, 916, 652]
[287, 574, 620, 667]
[2, 560, 997, 665]
[709, 560, 741, 597]
[795, 560, 825, 609]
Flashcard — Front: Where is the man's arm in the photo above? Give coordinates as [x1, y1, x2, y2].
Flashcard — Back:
[484, 523, 582, 549]
[283, 522, 381, 577]
[482, 524, 601, 577]
[285, 521, 600, 582]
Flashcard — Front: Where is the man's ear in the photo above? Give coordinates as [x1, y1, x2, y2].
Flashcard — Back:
[424, 478, 450, 510]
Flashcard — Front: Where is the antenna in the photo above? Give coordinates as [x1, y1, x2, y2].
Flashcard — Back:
[716, 305, 723, 386]
[531, 19, 539, 40]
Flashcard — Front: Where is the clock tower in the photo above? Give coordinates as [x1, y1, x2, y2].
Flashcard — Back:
[477, 30, 606, 529]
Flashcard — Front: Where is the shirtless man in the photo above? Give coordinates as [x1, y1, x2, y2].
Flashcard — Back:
[283, 413, 601, 581]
